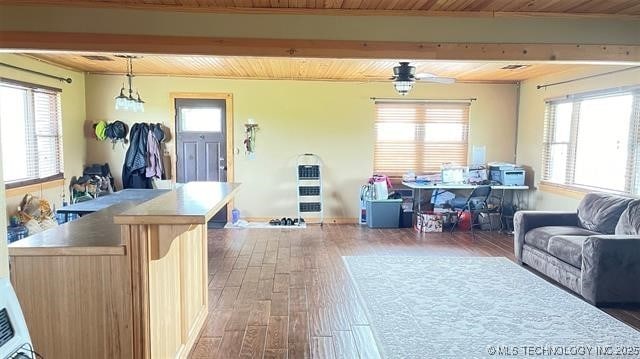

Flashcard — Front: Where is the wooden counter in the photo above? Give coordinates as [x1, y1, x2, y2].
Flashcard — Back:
[8, 182, 240, 359]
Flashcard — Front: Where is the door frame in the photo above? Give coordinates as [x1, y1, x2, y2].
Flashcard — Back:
[169, 92, 234, 219]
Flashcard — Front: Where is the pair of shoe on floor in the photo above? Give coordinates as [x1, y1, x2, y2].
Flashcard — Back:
[269, 217, 304, 226]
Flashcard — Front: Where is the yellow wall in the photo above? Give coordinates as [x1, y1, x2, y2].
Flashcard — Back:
[516, 66, 640, 210]
[0, 54, 87, 215]
[85, 74, 517, 220]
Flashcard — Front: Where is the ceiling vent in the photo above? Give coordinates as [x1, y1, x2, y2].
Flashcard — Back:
[82, 55, 114, 61]
[501, 64, 530, 70]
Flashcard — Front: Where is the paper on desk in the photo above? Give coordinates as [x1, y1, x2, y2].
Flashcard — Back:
[472, 145, 486, 166]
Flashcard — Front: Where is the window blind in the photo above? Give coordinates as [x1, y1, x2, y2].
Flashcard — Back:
[542, 87, 640, 195]
[629, 91, 640, 194]
[374, 101, 469, 177]
[0, 80, 63, 187]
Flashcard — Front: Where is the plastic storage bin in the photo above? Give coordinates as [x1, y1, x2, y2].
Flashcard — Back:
[366, 199, 402, 228]
[7, 225, 28, 243]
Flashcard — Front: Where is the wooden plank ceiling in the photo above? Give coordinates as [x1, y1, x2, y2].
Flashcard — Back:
[24, 53, 589, 82]
[3, 0, 640, 16]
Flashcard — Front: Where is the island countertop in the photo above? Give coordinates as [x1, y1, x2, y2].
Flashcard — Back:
[8, 201, 138, 256]
[8, 182, 241, 256]
[113, 182, 241, 225]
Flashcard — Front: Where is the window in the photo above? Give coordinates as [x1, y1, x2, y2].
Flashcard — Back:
[374, 101, 470, 177]
[0, 80, 63, 187]
[179, 108, 222, 132]
[542, 87, 640, 194]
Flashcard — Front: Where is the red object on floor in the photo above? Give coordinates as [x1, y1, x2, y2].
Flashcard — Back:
[458, 211, 472, 231]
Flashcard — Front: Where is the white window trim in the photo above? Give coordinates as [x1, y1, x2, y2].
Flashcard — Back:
[541, 86, 640, 195]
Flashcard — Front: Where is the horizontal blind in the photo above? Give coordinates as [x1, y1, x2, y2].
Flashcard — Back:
[374, 101, 469, 176]
[0, 80, 63, 185]
[33, 90, 63, 178]
[630, 90, 640, 194]
[541, 102, 556, 181]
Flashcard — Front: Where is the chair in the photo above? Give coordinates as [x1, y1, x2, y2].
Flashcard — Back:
[69, 176, 93, 204]
[449, 185, 492, 236]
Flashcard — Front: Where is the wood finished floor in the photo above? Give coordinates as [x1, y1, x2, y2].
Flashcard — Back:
[190, 225, 640, 358]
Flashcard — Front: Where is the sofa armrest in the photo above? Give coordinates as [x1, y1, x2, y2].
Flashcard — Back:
[513, 211, 579, 262]
[582, 235, 640, 305]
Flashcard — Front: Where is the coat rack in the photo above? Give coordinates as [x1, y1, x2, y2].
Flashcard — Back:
[244, 118, 259, 158]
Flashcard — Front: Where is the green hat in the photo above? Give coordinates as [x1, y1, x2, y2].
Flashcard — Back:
[95, 121, 107, 141]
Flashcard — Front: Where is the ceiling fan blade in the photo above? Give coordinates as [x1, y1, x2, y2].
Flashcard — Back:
[418, 77, 456, 84]
[415, 72, 436, 78]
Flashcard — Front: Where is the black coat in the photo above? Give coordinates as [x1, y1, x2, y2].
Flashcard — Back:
[122, 123, 151, 189]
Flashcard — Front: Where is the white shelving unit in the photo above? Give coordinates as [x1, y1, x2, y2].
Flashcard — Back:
[296, 153, 323, 226]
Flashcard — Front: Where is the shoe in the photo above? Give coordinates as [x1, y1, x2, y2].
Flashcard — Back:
[269, 219, 281, 226]
[286, 218, 293, 226]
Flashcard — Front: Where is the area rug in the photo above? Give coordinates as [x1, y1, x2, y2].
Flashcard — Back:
[343, 256, 640, 359]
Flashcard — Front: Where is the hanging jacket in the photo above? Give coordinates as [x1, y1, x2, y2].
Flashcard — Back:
[122, 123, 151, 189]
[145, 124, 163, 179]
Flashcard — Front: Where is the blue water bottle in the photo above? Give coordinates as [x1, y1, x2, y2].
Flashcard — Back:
[231, 208, 240, 224]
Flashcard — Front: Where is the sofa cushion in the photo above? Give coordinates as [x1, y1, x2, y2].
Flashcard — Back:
[547, 235, 586, 268]
[615, 199, 640, 236]
[577, 193, 634, 234]
[524, 226, 599, 252]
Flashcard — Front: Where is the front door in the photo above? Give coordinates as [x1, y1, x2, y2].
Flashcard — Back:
[175, 98, 227, 224]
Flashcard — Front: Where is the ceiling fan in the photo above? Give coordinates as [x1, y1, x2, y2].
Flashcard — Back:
[391, 62, 456, 95]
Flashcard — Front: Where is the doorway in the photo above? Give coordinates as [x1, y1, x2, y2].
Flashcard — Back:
[175, 97, 232, 225]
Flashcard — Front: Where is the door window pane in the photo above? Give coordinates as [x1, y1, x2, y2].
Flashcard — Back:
[574, 95, 632, 191]
[180, 108, 222, 132]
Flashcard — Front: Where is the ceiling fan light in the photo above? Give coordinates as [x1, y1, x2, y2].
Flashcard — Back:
[393, 80, 414, 96]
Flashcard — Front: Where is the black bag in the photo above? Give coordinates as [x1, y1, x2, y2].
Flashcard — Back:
[105, 121, 128, 142]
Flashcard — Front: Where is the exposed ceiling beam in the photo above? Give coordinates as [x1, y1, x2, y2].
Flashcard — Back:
[1, 32, 639, 64]
[1, 1, 639, 19]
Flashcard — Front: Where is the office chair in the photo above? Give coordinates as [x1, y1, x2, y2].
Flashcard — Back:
[449, 185, 492, 238]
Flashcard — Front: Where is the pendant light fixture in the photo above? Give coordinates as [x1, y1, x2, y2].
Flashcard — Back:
[115, 55, 145, 112]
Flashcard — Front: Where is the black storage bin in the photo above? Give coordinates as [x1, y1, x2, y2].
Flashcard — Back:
[400, 209, 413, 228]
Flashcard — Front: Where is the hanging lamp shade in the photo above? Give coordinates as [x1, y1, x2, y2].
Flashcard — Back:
[114, 86, 129, 110]
[391, 62, 416, 96]
[393, 81, 414, 96]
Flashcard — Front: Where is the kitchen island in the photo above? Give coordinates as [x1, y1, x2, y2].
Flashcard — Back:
[8, 182, 240, 358]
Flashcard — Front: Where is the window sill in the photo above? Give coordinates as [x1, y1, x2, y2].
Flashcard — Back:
[5, 177, 65, 197]
[538, 181, 635, 200]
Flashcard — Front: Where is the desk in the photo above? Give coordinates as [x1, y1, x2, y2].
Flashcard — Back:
[401, 181, 529, 213]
